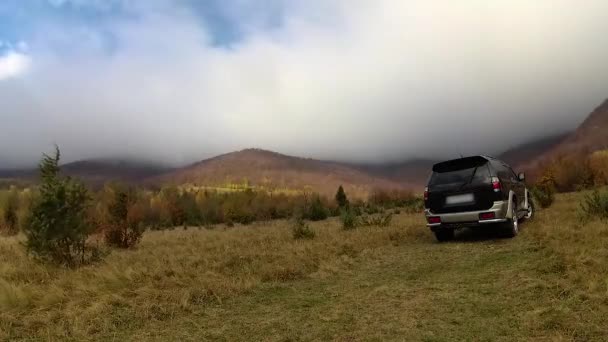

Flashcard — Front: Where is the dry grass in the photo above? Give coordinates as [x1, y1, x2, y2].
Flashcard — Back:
[528, 191, 608, 321]
[0, 213, 426, 341]
[1, 192, 608, 341]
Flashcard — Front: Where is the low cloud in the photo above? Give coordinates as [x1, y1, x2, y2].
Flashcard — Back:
[0, 50, 30, 80]
[1, 0, 608, 167]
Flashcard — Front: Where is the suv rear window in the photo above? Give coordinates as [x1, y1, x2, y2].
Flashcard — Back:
[429, 157, 491, 189]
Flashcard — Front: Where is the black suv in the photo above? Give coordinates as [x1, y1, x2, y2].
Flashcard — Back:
[424, 156, 534, 242]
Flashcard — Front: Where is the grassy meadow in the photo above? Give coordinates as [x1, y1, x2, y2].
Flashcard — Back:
[1, 191, 608, 341]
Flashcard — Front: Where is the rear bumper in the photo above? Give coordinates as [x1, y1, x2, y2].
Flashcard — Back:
[425, 201, 508, 230]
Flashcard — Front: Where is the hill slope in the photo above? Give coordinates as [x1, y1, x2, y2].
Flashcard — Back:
[550, 98, 608, 154]
[518, 98, 608, 173]
[351, 133, 570, 185]
[498, 133, 569, 169]
[153, 149, 409, 197]
[351, 159, 436, 187]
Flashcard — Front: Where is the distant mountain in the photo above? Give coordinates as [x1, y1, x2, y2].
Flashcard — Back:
[549, 98, 608, 154]
[0, 167, 36, 180]
[151, 148, 410, 198]
[349, 132, 577, 185]
[518, 98, 608, 174]
[61, 159, 172, 186]
[498, 133, 570, 169]
[351, 159, 436, 187]
[6, 99, 605, 193]
[0, 158, 171, 188]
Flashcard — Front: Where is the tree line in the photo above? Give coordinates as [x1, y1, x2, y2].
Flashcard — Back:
[0, 147, 422, 267]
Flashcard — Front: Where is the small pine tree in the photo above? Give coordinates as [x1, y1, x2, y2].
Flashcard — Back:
[292, 216, 315, 240]
[340, 207, 358, 230]
[335, 185, 349, 208]
[23, 146, 97, 267]
[579, 190, 608, 221]
[307, 195, 329, 221]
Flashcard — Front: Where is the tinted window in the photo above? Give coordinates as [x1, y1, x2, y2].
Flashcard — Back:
[507, 166, 519, 180]
[429, 163, 491, 189]
[491, 161, 512, 180]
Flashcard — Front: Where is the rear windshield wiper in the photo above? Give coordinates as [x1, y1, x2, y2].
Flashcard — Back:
[457, 167, 478, 191]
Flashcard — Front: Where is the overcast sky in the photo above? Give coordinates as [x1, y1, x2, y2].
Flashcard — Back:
[1, 0, 608, 167]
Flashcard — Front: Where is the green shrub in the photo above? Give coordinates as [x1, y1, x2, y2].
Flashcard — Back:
[292, 217, 315, 240]
[23, 147, 100, 267]
[340, 208, 358, 230]
[363, 204, 382, 215]
[531, 184, 555, 209]
[225, 207, 256, 225]
[103, 185, 145, 249]
[579, 190, 608, 221]
[305, 196, 329, 221]
[402, 197, 424, 213]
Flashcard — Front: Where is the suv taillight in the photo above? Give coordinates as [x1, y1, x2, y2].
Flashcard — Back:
[491, 177, 501, 192]
[479, 212, 496, 220]
[427, 216, 441, 224]
[424, 187, 429, 201]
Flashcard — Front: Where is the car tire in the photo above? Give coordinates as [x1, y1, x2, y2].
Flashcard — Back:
[521, 197, 535, 223]
[503, 201, 519, 238]
[434, 229, 454, 242]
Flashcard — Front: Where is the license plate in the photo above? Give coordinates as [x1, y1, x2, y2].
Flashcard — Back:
[445, 193, 474, 205]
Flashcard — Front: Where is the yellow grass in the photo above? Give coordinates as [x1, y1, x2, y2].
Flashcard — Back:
[1, 192, 608, 341]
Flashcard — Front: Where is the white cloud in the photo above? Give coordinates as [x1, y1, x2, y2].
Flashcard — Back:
[2, 0, 608, 165]
[0, 51, 30, 80]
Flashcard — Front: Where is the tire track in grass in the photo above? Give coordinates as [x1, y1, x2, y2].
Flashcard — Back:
[124, 230, 601, 341]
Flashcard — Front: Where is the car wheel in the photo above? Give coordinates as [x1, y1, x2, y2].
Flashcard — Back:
[522, 198, 535, 222]
[434, 229, 454, 242]
[503, 201, 519, 238]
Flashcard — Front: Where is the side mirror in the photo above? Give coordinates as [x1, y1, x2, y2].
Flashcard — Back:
[518, 172, 525, 181]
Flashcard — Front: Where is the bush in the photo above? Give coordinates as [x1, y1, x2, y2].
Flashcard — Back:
[360, 212, 393, 227]
[579, 190, 608, 221]
[544, 155, 594, 192]
[531, 186, 555, 209]
[305, 196, 329, 221]
[589, 150, 608, 186]
[23, 147, 100, 267]
[292, 217, 315, 240]
[531, 170, 557, 208]
[1, 193, 18, 235]
[402, 197, 424, 213]
[340, 208, 358, 230]
[103, 185, 145, 249]
[225, 206, 256, 225]
[159, 187, 186, 226]
[363, 204, 382, 215]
